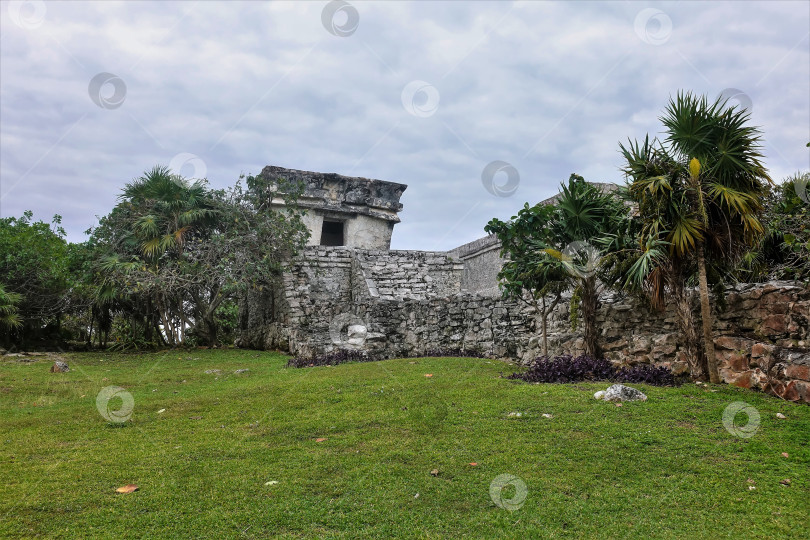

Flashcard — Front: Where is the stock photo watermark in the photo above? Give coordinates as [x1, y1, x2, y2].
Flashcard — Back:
[169, 153, 208, 180]
[88, 72, 127, 110]
[8, 0, 46, 29]
[489, 474, 528, 511]
[561, 240, 601, 279]
[401, 80, 440, 118]
[634, 8, 672, 45]
[329, 312, 367, 348]
[794, 175, 809, 204]
[481, 160, 519, 197]
[96, 385, 135, 423]
[722, 401, 760, 438]
[322, 0, 359, 37]
[717, 88, 753, 113]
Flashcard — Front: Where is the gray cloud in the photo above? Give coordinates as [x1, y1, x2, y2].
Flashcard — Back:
[1, 0, 807, 250]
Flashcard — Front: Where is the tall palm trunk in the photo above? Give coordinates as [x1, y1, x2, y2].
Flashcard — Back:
[540, 296, 548, 357]
[696, 242, 720, 383]
[672, 280, 705, 380]
[581, 276, 601, 358]
[688, 159, 720, 383]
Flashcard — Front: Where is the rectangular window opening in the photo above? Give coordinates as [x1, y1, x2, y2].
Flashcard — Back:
[320, 220, 344, 246]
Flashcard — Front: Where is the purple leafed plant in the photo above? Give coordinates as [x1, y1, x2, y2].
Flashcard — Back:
[417, 348, 487, 359]
[508, 354, 677, 386]
[287, 349, 374, 368]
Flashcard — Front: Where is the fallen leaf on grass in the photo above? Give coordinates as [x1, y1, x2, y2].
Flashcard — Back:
[776, 413, 786, 419]
[315, 438, 327, 442]
[748, 486, 756, 490]
[469, 462, 478, 466]
[424, 374, 433, 378]
[115, 484, 139, 494]
[189, 416, 202, 420]
[780, 479, 791, 486]
[781, 452, 789, 458]
[157, 409, 166, 414]
[430, 469, 439, 477]
[264, 481, 279, 486]
[615, 403, 623, 407]
[542, 413, 553, 418]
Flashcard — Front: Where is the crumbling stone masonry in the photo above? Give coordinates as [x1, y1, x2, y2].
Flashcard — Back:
[238, 167, 810, 403]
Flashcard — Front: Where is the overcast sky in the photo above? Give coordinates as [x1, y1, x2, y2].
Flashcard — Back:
[1, 0, 808, 250]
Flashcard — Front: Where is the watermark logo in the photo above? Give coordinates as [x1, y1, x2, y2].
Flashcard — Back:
[8, 1, 46, 29]
[794, 175, 809, 204]
[169, 153, 207, 180]
[722, 401, 760, 438]
[401, 80, 440, 118]
[481, 160, 519, 197]
[634, 8, 672, 45]
[561, 240, 601, 278]
[717, 88, 753, 114]
[321, 0, 359, 37]
[329, 312, 367, 348]
[489, 474, 528, 511]
[96, 386, 134, 423]
[88, 72, 127, 110]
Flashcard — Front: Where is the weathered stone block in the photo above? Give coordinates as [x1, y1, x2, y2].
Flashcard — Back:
[715, 335, 753, 351]
[751, 342, 774, 357]
[760, 314, 788, 334]
[786, 364, 810, 381]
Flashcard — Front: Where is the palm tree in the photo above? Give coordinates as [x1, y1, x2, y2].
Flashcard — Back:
[99, 166, 221, 346]
[621, 92, 770, 382]
[121, 165, 218, 260]
[0, 283, 23, 331]
[487, 175, 632, 359]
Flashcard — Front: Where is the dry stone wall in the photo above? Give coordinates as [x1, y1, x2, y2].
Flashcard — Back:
[237, 246, 810, 403]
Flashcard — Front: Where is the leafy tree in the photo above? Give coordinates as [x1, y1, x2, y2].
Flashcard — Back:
[0, 211, 72, 346]
[93, 166, 309, 347]
[621, 92, 770, 382]
[485, 201, 567, 356]
[734, 171, 810, 282]
[0, 284, 23, 333]
[487, 175, 633, 358]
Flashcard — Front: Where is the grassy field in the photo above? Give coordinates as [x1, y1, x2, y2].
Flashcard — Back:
[1, 349, 808, 539]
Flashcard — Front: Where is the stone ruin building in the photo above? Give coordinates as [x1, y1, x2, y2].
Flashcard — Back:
[237, 165, 810, 403]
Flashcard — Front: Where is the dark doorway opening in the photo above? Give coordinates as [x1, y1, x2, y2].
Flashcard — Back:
[320, 220, 345, 246]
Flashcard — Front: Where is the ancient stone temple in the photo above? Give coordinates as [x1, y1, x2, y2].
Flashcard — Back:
[262, 166, 407, 250]
[237, 165, 810, 403]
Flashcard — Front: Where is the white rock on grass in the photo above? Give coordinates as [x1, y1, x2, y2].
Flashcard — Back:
[50, 360, 70, 373]
[598, 384, 647, 402]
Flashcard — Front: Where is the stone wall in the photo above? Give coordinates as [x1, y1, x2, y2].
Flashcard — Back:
[354, 250, 463, 300]
[237, 246, 810, 403]
[517, 282, 810, 402]
[447, 235, 502, 296]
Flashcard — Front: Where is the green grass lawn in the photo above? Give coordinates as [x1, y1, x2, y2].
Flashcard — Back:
[1, 350, 808, 539]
